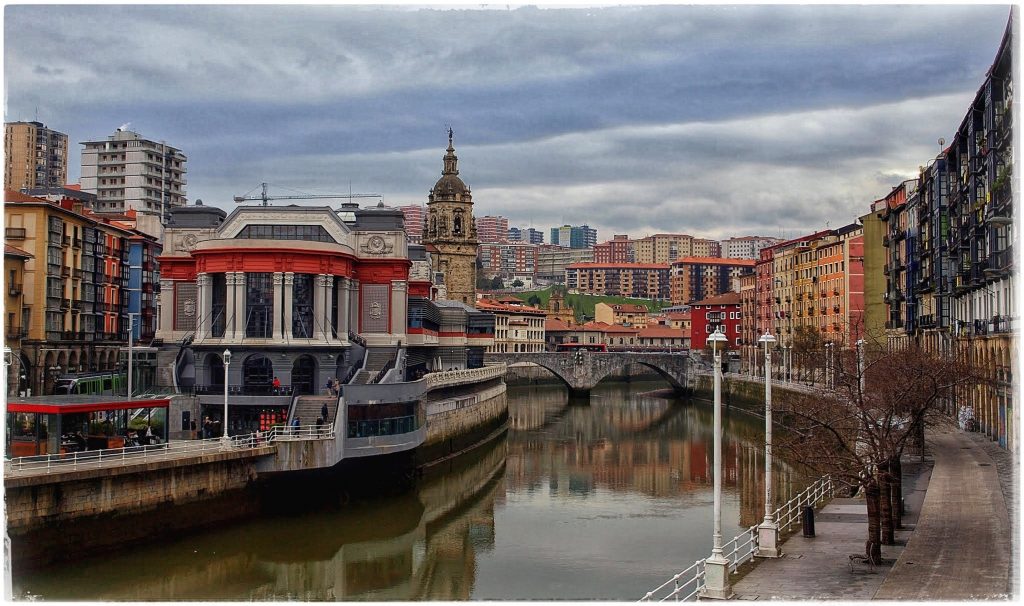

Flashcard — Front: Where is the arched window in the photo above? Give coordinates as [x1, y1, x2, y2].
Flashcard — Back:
[243, 355, 274, 393]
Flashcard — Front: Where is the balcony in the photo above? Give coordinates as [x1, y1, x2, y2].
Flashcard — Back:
[60, 298, 71, 310]
[62, 235, 70, 246]
[61, 266, 71, 278]
[73, 268, 84, 279]
[8, 283, 22, 296]
[5, 227, 26, 240]
[6, 326, 25, 339]
[72, 238, 83, 248]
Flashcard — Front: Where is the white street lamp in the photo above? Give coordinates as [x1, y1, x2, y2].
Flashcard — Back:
[825, 342, 834, 389]
[701, 327, 733, 599]
[126, 312, 137, 398]
[222, 349, 232, 448]
[856, 339, 865, 396]
[756, 331, 781, 558]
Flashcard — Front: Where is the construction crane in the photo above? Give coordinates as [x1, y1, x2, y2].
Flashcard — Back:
[233, 182, 382, 207]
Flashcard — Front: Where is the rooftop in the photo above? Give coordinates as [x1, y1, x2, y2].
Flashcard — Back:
[691, 292, 742, 307]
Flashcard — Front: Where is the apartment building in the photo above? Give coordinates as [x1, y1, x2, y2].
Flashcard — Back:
[690, 292, 742, 350]
[593, 234, 633, 263]
[722, 236, 783, 259]
[475, 299, 546, 353]
[475, 215, 510, 244]
[550, 224, 597, 249]
[80, 128, 187, 235]
[399, 204, 425, 243]
[872, 19, 1014, 450]
[536, 245, 593, 283]
[565, 262, 670, 299]
[508, 227, 544, 245]
[4, 190, 149, 395]
[669, 257, 755, 305]
[478, 242, 538, 278]
[5, 121, 68, 191]
[5, 244, 32, 394]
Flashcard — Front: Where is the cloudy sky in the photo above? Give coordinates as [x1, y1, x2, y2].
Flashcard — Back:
[4, 3, 1012, 241]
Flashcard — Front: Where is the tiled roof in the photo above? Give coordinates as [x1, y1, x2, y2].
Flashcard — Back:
[637, 326, 689, 338]
[672, 256, 756, 266]
[4, 244, 33, 258]
[566, 262, 669, 270]
[691, 291, 741, 307]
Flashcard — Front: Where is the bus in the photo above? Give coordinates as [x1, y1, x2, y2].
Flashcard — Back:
[554, 343, 608, 352]
[53, 371, 127, 396]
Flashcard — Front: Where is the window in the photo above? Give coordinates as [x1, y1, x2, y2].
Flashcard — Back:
[237, 224, 336, 243]
[245, 273, 274, 338]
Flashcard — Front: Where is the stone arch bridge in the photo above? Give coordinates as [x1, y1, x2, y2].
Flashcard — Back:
[485, 351, 693, 394]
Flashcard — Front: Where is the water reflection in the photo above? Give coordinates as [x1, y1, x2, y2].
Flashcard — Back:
[14, 380, 809, 601]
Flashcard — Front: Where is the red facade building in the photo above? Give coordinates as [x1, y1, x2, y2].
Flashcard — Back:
[689, 292, 742, 350]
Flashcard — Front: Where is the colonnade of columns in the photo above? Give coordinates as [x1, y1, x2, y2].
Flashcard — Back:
[182, 271, 368, 344]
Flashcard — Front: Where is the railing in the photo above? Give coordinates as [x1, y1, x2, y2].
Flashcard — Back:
[639, 475, 837, 602]
[5, 425, 333, 475]
[192, 384, 294, 396]
[424, 364, 506, 391]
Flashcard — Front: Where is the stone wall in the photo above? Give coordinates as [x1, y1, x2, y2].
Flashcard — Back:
[417, 384, 508, 465]
[691, 374, 808, 416]
[6, 448, 273, 568]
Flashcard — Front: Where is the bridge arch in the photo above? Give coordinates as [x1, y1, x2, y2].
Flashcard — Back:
[490, 352, 691, 394]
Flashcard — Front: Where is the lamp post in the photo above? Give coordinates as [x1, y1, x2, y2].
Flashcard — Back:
[785, 344, 793, 383]
[701, 327, 732, 599]
[856, 339, 865, 396]
[222, 349, 232, 448]
[825, 342, 834, 389]
[756, 331, 781, 557]
[126, 312, 137, 397]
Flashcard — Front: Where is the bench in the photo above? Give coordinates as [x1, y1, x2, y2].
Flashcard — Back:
[849, 541, 877, 574]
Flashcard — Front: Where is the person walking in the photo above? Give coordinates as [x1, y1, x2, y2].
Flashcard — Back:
[321, 402, 329, 423]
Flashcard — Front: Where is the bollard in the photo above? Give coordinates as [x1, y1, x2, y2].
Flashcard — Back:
[901, 497, 907, 515]
[802, 505, 815, 537]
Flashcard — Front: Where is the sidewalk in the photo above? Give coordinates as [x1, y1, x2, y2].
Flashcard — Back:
[874, 423, 1012, 600]
[729, 422, 1011, 600]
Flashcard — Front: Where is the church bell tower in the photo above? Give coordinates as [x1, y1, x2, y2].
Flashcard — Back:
[423, 130, 478, 304]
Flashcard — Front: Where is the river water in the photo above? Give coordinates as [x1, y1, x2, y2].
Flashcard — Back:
[14, 379, 809, 601]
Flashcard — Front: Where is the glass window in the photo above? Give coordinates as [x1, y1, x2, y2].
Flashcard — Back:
[292, 274, 315, 338]
[246, 273, 274, 338]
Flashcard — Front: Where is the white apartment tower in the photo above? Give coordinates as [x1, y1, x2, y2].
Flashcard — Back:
[80, 128, 187, 223]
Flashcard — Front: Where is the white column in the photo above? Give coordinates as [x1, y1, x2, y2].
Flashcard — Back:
[324, 275, 339, 342]
[702, 333, 733, 599]
[233, 272, 247, 342]
[336, 277, 350, 341]
[224, 273, 237, 341]
[283, 272, 294, 340]
[196, 273, 210, 340]
[313, 274, 327, 341]
[158, 279, 174, 336]
[349, 278, 360, 334]
[757, 342, 781, 557]
[390, 280, 408, 344]
[272, 272, 283, 339]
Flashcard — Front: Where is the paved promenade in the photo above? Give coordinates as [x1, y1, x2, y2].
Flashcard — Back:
[729, 422, 1012, 600]
[875, 423, 1012, 600]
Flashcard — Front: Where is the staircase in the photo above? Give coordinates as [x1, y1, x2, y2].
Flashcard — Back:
[290, 395, 339, 426]
[346, 347, 398, 385]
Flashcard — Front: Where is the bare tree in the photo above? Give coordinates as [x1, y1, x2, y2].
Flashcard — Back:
[774, 340, 978, 563]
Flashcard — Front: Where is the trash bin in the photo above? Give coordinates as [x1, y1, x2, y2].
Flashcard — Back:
[802, 505, 815, 537]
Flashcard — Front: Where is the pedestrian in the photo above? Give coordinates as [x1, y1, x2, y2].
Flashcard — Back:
[272, 376, 281, 394]
[325, 378, 332, 395]
[321, 402, 329, 422]
[332, 378, 339, 396]
[315, 416, 324, 435]
[203, 416, 212, 439]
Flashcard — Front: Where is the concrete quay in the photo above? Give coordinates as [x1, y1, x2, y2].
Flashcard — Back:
[728, 422, 1013, 601]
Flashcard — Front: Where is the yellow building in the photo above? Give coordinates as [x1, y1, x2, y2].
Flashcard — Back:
[632, 234, 719, 264]
[4, 190, 132, 395]
[476, 299, 546, 353]
[594, 302, 649, 327]
[5, 244, 32, 394]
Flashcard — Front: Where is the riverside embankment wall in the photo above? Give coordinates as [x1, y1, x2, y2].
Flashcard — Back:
[691, 374, 811, 416]
[6, 447, 275, 567]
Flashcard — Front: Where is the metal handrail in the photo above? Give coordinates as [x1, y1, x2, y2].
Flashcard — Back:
[5, 425, 334, 475]
[639, 475, 836, 602]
